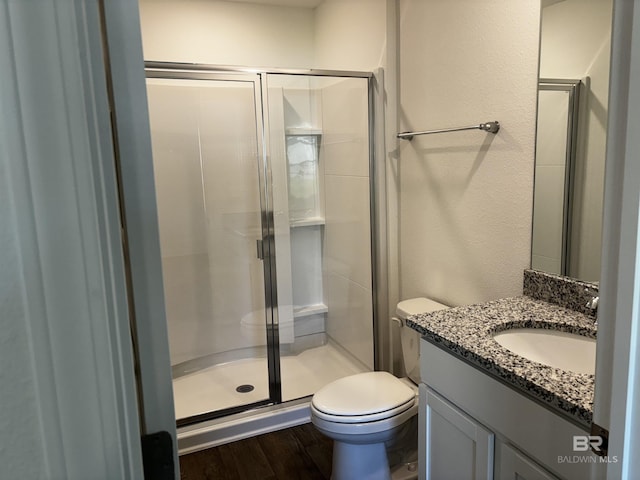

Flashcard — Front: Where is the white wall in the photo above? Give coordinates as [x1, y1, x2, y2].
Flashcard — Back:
[539, 0, 612, 282]
[314, 0, 387, 71]
[398, 0, 540, 306]
[139, 0, 390, 72]
[138, 0, 315, 67]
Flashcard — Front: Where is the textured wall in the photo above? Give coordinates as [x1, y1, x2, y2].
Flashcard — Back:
[138, 0, 315, 67]
[314, 0, 387, 71]
[398, 0, 540, 306]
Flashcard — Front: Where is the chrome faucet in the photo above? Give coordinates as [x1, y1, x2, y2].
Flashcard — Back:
[586, 296, 599, 327]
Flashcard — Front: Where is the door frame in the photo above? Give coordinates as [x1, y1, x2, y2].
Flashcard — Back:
[1, 0, 168, 478]
[594, 0, 640, 477]
[100, 0, 177, 452]
[144, 69, 283, 425]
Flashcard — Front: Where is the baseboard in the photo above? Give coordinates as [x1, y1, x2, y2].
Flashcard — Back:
[177, 398, 312, 455]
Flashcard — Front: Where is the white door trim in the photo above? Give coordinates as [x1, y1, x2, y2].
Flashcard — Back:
[99, 0, 179, 475]
[595, 0, 640, 477]
[1, 0, 148, 478]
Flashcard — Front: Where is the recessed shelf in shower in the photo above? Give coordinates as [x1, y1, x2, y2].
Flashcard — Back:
[290, 217, 325, 228]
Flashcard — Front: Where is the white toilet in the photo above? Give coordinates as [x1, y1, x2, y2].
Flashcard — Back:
[310, 298, 449, 480]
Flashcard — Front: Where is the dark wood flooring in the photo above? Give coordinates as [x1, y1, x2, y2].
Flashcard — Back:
[179, 423, 334, 480]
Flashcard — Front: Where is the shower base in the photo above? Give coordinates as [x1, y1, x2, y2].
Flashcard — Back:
[173, 342, 368, 452]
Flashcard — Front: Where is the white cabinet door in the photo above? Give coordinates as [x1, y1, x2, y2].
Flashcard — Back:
[420, 384, 494, 480]
[498, 442, 560, 480]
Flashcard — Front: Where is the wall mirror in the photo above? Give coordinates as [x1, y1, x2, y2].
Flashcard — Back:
[531, 0, 613, 283]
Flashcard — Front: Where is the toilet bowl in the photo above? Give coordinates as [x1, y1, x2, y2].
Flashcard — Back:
[310, 298, 448, 480]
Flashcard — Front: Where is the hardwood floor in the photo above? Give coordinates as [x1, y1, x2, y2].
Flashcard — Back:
[179, 423, 334, 480]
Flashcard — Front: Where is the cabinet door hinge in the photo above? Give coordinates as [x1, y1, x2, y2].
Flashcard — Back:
[141, 431, 174, 479]
[590, 423, 609, 457]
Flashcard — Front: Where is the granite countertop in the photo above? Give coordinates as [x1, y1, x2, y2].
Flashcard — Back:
[406, 295, 596, 427]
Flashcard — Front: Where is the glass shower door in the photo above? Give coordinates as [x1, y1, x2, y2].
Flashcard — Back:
[145, 72, 276, 424]
[265, 73, 374, 403]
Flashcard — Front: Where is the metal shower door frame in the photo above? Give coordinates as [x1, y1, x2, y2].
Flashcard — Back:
[145, 62, 380, 427]
[145, 67, 282, 426]
[538, 78, 583, 277]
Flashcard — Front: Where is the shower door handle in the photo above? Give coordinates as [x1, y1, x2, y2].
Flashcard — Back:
[256, 239, 264, 260]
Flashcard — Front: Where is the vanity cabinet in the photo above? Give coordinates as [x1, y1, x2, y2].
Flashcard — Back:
[419, 339, 605, 480]
[420, 385, 561, 480]
[420, 384, 494, 479]
[497, 442, 560, 480]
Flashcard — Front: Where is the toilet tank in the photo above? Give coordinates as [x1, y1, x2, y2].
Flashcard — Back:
[397, 298, 449, 384]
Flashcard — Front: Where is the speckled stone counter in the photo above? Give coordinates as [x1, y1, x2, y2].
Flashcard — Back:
[407, 295, 596, 428]
[523, 269, 598, 318]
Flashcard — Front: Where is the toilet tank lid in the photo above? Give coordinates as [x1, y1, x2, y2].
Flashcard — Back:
[396, 297, 449, 318]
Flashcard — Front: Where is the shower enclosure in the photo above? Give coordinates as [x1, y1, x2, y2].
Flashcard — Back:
[144, 64, 376, 426]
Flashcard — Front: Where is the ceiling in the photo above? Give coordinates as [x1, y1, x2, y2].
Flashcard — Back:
[147, 0, 325, 7]
[229, 0, 323, 6]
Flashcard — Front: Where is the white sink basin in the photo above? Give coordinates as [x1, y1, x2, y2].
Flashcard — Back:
[492, 328, 596, 375]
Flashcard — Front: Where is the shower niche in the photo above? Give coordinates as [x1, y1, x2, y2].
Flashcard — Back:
[286, 132, 327, 333]
[269, 84, 328, 354]
[145, 66, 375, 424]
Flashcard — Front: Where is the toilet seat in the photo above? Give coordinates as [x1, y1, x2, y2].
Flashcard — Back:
[311, 371, 416, 423]
[312, 397, 415, 423]
[311, 400, 418, 437]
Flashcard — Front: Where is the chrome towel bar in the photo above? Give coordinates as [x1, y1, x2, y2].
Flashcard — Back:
[397, 121, 500, 140]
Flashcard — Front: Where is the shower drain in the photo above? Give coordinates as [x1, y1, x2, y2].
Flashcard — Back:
[236, 384, 255, 393]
